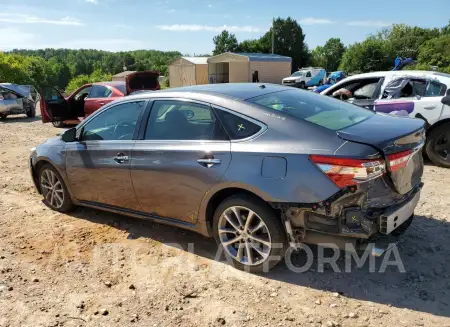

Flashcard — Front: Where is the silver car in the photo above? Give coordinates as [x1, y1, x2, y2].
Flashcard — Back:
[0, 83, 38, 120]
[30, 83, 425, 272]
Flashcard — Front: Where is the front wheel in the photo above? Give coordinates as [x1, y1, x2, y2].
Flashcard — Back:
[425, 123, 450, 168]
[299, 82, 306, 89]
[0, 114, 6, 121]
[213, 195, 287, 273]
[52, 120, 65, 128]
[26, 104, 36, 118]
[38, 164, 75, 212]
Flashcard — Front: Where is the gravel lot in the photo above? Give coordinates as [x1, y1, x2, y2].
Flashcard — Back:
[1, 111, 450, 327]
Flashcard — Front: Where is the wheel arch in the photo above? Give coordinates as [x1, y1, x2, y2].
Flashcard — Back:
[202, 186, 281, 236]
[426, 118, 450, 136]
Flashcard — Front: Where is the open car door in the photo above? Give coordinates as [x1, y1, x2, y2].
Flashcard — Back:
[125, 70, 160, 95]
[40, 86, 70, 123]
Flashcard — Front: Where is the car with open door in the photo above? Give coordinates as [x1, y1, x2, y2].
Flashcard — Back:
[30, 83, 425, 272]
[40, 70, 160, 128]
[0, 83, 38, 120]
[322, 71, 450, 167]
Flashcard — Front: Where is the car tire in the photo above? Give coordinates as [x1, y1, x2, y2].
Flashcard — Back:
[38, 164, 75, 213]
[299, 82, 306, 89]
[212, 194, 287, 273]
[0, 114, 6, 121]
[26, 104, 36, 118]
[52, 120, 65, 128]
[425, 123, 450, 168]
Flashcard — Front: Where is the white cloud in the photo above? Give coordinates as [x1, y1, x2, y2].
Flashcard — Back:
[156, 24, 261, 32]
[299, 17, 334, 25]
[85, 0, 98, 3]
[0, 13, 83, 25]
[52, 38, 146, 51]
[347, 20, 391, 27]
[208, 4, 212, 7]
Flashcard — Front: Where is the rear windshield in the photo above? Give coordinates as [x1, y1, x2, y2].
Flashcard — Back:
[115, 84, 126, 94]
[248, 89, 374, 131]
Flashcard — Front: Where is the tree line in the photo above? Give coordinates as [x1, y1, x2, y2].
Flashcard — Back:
[213, 18, 450, 74]
[0, 49, 181, 92]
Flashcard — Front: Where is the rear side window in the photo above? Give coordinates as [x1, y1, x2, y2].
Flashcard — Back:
[248, 89, 374, 131]
[214, 109, 262, 140]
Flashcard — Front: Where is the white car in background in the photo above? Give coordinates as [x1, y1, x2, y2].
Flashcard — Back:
[282, 67, 326, 89]
[321, 71, 450, 167]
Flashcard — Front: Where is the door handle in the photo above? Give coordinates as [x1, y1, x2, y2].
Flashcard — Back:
[114, 153, 129, 164]
[424, 105, 436, 110]
[197, 158, 221, 168]
[99, 102, 105, 105]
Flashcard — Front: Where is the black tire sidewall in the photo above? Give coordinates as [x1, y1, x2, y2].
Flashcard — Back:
[52, 120, 64, 128]
[27, 104, 36, 118]
[212, 194, 287, 273]
[426, 124, 450, 168]
[38, 164, 74, 213]
[299, 82, 306, 89]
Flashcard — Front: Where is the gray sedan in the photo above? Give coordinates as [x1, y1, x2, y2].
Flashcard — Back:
[30, 83, 425, 272]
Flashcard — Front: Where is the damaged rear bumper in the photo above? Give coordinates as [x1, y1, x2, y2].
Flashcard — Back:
[273, 182, 423, 254]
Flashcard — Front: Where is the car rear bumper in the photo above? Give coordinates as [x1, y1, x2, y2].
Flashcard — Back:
[279, 183, 423, 247]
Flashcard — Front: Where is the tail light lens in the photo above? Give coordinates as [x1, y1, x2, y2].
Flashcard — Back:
[309, 155, 386, 188]
[387, 150, 413, 172]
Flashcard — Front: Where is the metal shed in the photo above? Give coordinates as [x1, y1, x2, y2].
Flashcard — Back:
[207, 53, 292, 84]
[168, 57, 209, 87]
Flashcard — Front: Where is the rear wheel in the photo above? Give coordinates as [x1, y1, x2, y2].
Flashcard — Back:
[26, 104, 36, 118]
[52, 120, 65, 128]
[38, 164, 75, 213]
[425, 123, 450, 168]
[213, 195, 287, 273]
[299, 82, 306, 89]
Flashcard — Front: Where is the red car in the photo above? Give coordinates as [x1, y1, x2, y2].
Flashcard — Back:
[41, 71, 160, 127]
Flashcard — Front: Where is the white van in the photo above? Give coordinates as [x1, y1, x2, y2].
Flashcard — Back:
[282, 67, 326, 89]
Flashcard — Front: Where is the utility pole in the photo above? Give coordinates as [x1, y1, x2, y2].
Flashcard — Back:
[271, 18, 275, 54]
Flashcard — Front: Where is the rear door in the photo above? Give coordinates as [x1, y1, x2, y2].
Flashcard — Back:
[130, 99, 231, 224]
[83, 84, 115, 116]
[375, 77, 446, 125]
[40, 86, 71, 123]
[126, 71, 160, 94]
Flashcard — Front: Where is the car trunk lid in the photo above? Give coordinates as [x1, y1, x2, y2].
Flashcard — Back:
[337, 113, 425, 194]
[126, 70, 160, 95]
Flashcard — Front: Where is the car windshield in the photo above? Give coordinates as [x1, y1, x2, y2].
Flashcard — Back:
[291, 71, 305, 77]
[248, 89, 374, 131]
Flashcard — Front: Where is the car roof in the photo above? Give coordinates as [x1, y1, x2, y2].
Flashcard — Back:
[95, 81, 125, 87]
[152, 83, 288, 100]
[345, 70, 450, 80]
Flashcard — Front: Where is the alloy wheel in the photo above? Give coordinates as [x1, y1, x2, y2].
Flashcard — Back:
[218, 206, 272, 266]
[40, 169, 65, 209]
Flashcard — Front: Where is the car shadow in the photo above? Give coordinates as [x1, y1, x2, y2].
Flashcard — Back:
[0, 115, 41, 123]
[70, 208, 450, 318]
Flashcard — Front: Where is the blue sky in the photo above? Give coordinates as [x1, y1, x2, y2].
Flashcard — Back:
[0, 0, 449, 54]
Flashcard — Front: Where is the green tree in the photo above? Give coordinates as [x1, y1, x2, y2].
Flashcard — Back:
[237, 39, 270, 53]
[263, 17, 310, 71]
[339, 37, 391, 73]
[212, 30, 239, 55]
[321, 38, 346, 71]
[416, 35, 450, 73]
[378, 24, 440, 59]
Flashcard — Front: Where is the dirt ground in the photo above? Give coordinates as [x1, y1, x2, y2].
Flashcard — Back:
[0, 111, 449, 327]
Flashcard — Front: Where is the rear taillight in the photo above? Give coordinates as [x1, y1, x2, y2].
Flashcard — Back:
[387, 150, 413, 172]
[309, 155, 386, 188]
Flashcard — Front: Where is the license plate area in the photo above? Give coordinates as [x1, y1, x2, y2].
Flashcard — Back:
[379, 191, 421, 234]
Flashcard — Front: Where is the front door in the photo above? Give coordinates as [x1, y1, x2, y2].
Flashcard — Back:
[40, 86, 71, 123]
[64, 100, 147, 210]
[131, 99, 231, 223]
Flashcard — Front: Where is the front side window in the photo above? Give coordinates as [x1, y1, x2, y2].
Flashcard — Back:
[145, 100, 227, 141]
[248, 89, 374, 131]
[81, 101, 145, 141]
[306, 71, 312, 77]
[425, 81, 446, 97]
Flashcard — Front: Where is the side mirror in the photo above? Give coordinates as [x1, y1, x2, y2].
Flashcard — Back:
[61, 127, 77, 142]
